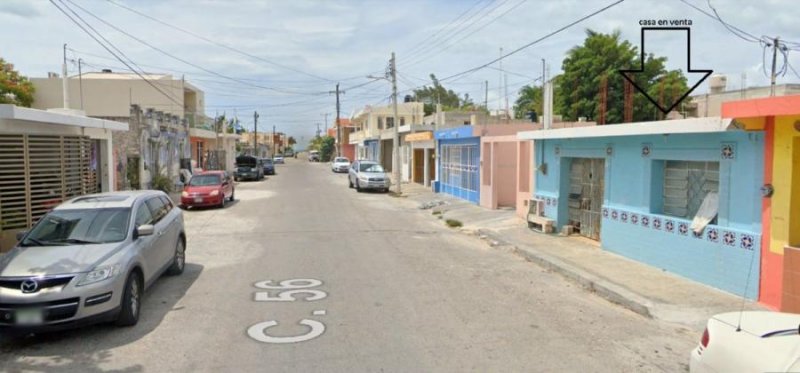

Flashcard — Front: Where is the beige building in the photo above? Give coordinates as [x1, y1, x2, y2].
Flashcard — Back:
[687, 76, 800, 118]
[31, 71, 204, 121]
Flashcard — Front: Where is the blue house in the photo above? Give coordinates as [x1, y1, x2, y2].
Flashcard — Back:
[518, 117, 764, 299]
[434, 126, 480, 204]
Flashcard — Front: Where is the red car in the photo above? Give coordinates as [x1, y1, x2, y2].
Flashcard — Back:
[181, 171, 235, 208]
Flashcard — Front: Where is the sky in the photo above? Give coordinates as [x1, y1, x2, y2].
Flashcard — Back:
[1, 0, 799, 147]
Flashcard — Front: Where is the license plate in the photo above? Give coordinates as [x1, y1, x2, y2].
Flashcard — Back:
[16, 308, 43, 325]
[194, 197, 203, 203]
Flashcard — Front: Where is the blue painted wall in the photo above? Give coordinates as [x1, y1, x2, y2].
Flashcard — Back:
[533, 131, 764, 299]
[436, 131, 481, 204]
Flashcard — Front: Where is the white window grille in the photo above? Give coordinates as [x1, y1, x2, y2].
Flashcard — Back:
[663, 160, 719, 219]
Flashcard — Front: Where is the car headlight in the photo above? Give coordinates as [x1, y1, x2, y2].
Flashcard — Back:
[210, 190, 220, 196]
[181, 191, 189, 197]
[359, 175, 369, 181]
[77, 264, 119, 286]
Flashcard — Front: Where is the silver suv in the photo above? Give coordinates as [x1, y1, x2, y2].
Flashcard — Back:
[348, 160, 391, 193]
[0, 190, 186, 332]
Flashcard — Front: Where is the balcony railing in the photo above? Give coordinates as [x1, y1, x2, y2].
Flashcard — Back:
[185, 112, 215, 132]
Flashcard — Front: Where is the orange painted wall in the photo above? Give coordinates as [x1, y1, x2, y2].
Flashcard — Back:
[759, 117, 782, 309]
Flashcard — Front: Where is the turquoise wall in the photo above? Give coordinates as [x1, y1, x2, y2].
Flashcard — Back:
[533, 131, 764, 299]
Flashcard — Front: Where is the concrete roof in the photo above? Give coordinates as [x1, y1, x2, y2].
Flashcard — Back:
[516, 117, 735, 140]
[0, 104, 128, 131]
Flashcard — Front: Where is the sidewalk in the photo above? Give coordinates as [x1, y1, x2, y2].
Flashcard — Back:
[394, 182, 764, 331]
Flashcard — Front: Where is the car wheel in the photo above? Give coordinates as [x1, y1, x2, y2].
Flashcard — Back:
[166, 238, 186, 276]
[229, 189, 235, 202]
[356, 180, 362, 192]
[219, 195, 225, 208]
[348, 178, 353, 188]
[115, 271, 142, 327]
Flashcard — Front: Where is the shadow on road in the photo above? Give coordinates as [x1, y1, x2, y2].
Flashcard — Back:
[0, 263, 204, 372]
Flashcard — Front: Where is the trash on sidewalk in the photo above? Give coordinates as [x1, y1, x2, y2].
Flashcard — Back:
[418, 200, 447, 210]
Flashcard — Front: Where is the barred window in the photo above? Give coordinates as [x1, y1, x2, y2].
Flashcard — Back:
[663, 161, 719, 219]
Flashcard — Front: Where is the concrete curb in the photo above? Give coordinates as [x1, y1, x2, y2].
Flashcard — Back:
[476, 229, 657, 319]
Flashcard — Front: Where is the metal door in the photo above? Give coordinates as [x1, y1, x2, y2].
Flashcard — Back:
[567, 158, 604, 240]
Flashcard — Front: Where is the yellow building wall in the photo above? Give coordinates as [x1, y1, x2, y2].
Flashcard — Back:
[770, 115, 800, 254]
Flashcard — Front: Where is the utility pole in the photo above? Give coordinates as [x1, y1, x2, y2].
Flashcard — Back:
[321, 113, 330, 134]
[62, 43, 69, 109]
[316, 123, 321, 138]
[390, 52, 401, 194]
[77, 58, 84, 110]
[770, 37, 780, 97]
[484, 80, 489, 114]
[329, 84, 345, 157]
[253, 111, 259, 157]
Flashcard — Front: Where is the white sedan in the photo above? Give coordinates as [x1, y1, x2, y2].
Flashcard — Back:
[331, 157, 350, 173]
[690, 311, 800, 372]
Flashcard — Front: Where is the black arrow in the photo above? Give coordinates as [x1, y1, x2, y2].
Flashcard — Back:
[619, 27, 712, 115]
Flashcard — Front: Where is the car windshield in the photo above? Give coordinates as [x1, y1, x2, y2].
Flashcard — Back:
[360, 163, 384, 172]
[21, 208, 131, 246]
[335, 158, 349, 163]
[263, 159, 273, 165]
[189, 175, 222, 186]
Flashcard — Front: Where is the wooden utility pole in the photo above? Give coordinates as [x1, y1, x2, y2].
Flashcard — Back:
[253, 111, 259, 156]
[330, 84, 345, 156]
[390, 52, 400, 194]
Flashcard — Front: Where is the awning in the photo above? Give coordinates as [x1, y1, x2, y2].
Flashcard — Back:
[516, 117, 736, 141]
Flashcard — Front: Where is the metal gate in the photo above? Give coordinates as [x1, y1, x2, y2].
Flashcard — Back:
[440, 142, 480, 203]
[567, 158, 605, 240]
[0, 134, 97, 231]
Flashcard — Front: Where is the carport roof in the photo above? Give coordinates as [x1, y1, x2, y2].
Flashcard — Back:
[0, 104, 128, 131]
[516, 117, 736, 140]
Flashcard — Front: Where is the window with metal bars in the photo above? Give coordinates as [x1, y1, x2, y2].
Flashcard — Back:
[662, 160, 719, 219]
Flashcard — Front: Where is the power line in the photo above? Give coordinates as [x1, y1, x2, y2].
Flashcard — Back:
[104, 0, 336, 82]
[439, 0, 624, 83]
[401, 0, 489, 60]
[404, 0, 528, 69]
[64, 0, 327, 96]
[49, 0, 184, 107]
[402, 0, 511, 66]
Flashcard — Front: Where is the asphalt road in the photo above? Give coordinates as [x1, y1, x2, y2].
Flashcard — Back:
[0, 158, 696, 372]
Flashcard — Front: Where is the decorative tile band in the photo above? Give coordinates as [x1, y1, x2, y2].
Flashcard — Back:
[602, 207, 758, 251]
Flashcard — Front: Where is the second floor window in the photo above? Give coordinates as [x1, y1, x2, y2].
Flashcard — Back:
[386, 117, 395, 129]
[377, 117, 384, 130]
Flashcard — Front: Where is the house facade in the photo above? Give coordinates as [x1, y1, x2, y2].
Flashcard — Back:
[519, 117, 764, 299]
[722, 95, 800, 312]
[0, 105, 128, 252]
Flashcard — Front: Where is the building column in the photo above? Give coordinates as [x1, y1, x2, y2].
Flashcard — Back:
[423, 147, 430, 187]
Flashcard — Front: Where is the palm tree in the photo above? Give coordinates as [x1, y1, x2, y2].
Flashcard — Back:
[513, 84, 543, 120]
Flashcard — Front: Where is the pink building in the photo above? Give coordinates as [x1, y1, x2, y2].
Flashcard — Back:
[477, 124, 537, 214]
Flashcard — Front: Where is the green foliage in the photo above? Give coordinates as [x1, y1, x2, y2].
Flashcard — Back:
[555, 29, 689, 123]
[318, 136, 335, 162]
[513, 84, 543, 120]
[445, 219, 463, 228]
[413, 74, 463, 115]
[0, 58, 35, 107]
[287, 136, 297, 146]
[150, 172, 173, 193]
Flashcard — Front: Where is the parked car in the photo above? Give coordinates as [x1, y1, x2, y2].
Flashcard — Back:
[0, 191, 186, 332]
[348, 160, 390, 192]
[308, 150, 320, 162]
[181, 171, 234, 209]
[284, 149, 294, 157]
[331, 157, 350, 173]
[234, 155, 264, 181]
[689, 311, 800, 372]
[273, 155, 285, 164]
[261, 158, 275, 175]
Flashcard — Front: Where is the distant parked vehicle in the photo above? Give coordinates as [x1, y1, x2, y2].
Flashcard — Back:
[234, 155, 264, 181]
[331, 157, 350, 173]
[689, 311, 800, 372]
[273, 155, 285, 164]
[284, 149, 294, 157]
[181, 171, 234, 209]
[260, 158, 275, 175]
[348, 160, 390, 193]
[1, 190, 186, 332]
[308, 150, 320, 162]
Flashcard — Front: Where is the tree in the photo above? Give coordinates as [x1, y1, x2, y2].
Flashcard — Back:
[287, 136, 296, 147]
[413, 74, 461, 115]
[307, 135, 334, 161]
[555, 30, 689, 123]
[513, 84, 543, 120]
[0, 58, 35, 107]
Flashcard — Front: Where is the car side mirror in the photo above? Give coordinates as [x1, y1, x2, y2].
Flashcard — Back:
[135, 224, 155, 239]
[15, 230, 27, 241]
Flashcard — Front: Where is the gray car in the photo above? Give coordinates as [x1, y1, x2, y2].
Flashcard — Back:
[0, 190, 186, 333]
[348, 160, 391, 193]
